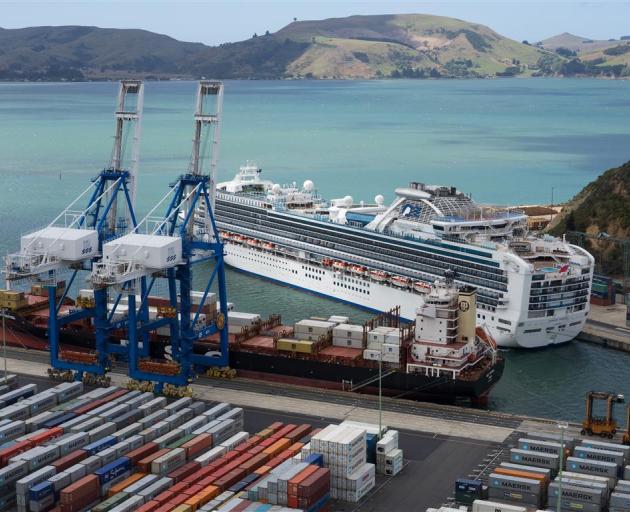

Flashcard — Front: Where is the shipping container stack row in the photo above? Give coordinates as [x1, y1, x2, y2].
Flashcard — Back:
[482, 430, 630, 512]
[1, 385, 342, 512]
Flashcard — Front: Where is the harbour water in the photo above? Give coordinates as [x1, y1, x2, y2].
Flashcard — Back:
[1, 79, 629, 421]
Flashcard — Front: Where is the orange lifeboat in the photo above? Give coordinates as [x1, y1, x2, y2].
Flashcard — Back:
[220, 231, 232, 241]
[369, 270, 389, 282]
[332, 261, 347, 271]
[391, 275, 411, 288]
[350, 265, 367, 276]
[247, 238, 261, 248]
[413, 280, 432, 294]
[322, 258, 334, 267]
[263, 242, 275, 250]
[233, 234, 246, 244]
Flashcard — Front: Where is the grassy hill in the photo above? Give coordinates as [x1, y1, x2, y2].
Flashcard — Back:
[548, 161, 630, 275]
[1, 15, 623, 80]
[540, 32, 621, 53]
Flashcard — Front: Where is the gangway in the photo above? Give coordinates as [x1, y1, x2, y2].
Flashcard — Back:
[91, 81, 229, 394]
[4, 80, 144, 383]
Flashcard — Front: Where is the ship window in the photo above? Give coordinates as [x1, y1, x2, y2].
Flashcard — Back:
[524, 328, 542, 333]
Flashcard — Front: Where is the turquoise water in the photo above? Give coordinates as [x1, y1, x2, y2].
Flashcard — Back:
[1, 79, 630, 421]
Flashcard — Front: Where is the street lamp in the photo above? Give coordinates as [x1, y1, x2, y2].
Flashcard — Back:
[0, 308, 15, 385]
[378, 346, 382, 440]
[556, 421, 569, 512]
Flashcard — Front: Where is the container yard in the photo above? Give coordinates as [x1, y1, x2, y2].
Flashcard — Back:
[0, 377, 418, 512]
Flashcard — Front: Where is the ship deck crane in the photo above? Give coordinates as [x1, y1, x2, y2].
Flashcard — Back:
[91, 81, 229, 395]
[4, 80, 144, 383]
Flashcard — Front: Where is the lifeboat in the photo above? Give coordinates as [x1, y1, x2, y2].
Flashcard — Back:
[391, 275, 411, 288]
[322, 258, 334, 267]
[219, 231, 232, 241]
[263, 242, 275, 251]
[413, 281, 432, 294]
[369, 270, 389, 282]
[332, 261, 347, 271]
[350, 265, 367, 276]
[232, 234, 246, 244]
[247, 238, 261, 248]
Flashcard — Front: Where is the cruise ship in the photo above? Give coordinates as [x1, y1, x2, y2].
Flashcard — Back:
[213, 163, 595, 349]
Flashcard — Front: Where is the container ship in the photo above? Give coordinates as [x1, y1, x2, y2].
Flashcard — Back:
[211, 163, 595, 349]
[0, 276, 503, 404]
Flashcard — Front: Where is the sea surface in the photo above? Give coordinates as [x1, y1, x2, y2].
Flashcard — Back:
[1, 79, 629, 421]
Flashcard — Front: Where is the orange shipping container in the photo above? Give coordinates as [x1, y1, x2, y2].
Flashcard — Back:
[136, 501, 161, 512]
[288, 465, 319, 496]
[182, 434, 212, 459]
[107, 472, 147, 497]
[263, 438, 291, 456]
[493, 467, 549, 483]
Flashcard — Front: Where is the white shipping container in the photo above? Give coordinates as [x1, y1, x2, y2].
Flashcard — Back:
[108, 495, 145, 512]
[363, 349, 382, 361]
[102, 233, 182, 269]
[472, 500, 528, 512]
[151, 448, 186, 476]
[21, 227, 99, 261]
[195, 446, 227, 467]
[332, 324, 364, 340]
[328, 315, 350, 324]
[333, 337, 364, 349]
[219, 431, 250, 451]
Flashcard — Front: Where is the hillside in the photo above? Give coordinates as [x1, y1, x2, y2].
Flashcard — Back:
[0, 15, 625, 80]
[548, 161, 630, 275]
[540, 32, 621, 53]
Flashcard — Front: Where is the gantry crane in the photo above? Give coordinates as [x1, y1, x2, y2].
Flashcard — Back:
[91, 81, 229, 395]
[581, 391, 625, 438]
[4, 80, 144, 384]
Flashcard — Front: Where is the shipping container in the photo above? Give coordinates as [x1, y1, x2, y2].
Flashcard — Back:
[566, 456, 618, 479]
[471, 500, 527, 512]
[509, 449, 559, 471]
[574, 445, 626, 466]
[60, 474, 100, 512]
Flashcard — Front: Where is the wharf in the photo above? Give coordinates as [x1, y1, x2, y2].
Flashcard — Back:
[580, 302, 630, 352]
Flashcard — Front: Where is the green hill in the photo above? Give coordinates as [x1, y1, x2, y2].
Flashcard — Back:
[539, 32, 621, 53]
[0, 15, 618, 80]
[548, 161, 630, 275]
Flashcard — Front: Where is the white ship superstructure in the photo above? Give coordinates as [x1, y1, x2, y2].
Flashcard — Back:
[213, 164, 594, 348]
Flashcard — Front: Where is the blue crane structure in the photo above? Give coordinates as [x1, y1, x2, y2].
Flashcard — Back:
[4, 80, 145, 384]
[91, 81, 229, 395]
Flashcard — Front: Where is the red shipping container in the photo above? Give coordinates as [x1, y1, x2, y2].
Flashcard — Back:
[246, 444, 267, 457]
[126, 442, 159, 467]
[30, 426, 64, 445]
[136, 501, 160, 512]
[233, 435, 261, 453]
[222, 449, 240, 461]
[285, 424, 311, 442]
[213, 467, 248, 491]
[238, 452, 269, 473]
[270, 424, 296, 440]
[298, 467, 330, 499]
[52, 449, 87, 472]
[165, 493, 190, 508]
[258, 438, 275, 448]
[266, 421, 284, 433]
[137, 448, 170, 473]
[0, 439, 33, 466]
[168, 461, 201, 483]
[210, 458, 243, 480]
[230, 502, 252, 512]
[152, 505, 174, 512]
[288, 465, 319, 496]
[182, 465, 216, 485]
[60, 474, 100, 512]
[181, 433, 212, 459]
[195, 475, 217, 489]
[101, 389, 129, 403]
[182, 483, 203, 496]
[152, 490, 173, 505]
[72, 399, 104, 415]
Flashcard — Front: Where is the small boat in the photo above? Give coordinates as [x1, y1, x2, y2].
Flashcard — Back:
[219, 231, 232, 240]
[370, 270, 389, 282]
[332, 261, 347, 271]
[263, 242, 275, 251]
[350, 265, 367, 276]
[247, 238, 261, 248]
[232, 234, 246, 244]
[391, 275, 411, 288]
[413, 281, 432, 294]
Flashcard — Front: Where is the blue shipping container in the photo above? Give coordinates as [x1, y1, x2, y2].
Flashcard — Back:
[304, 453, 324, 467]
[43, 412, 77, 429]
[456, 479, 483, 493]
[84, 435, 116, 455]
[307, 493, 330, 512]
[95, 457, 131, 485]
[29, 481, 54, 501]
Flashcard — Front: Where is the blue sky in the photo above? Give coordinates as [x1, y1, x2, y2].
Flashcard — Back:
[2, 0, 630, 45]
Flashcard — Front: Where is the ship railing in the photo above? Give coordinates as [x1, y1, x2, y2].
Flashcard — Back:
[4, 252, 63, 280]
[91, 259, 147, 286]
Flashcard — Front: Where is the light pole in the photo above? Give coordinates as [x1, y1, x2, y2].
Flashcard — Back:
[378, 347, 382, 440]
[556, 421, 568, 512]
[0, 308, 14, 385]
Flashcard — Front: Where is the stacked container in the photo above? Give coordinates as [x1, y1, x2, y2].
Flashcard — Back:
[364, 326, 400, 363]
[376, 429, 402, 475]
[293, 319, 335, 342]
[227, 312, 261, 334]
[332, 324, 365, 349]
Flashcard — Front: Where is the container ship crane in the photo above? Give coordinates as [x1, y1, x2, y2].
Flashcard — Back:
[91, 81, 229, 395]
[4, 80, 144, 384]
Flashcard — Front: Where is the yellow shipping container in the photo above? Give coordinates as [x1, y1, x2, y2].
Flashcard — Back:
[170, 505, 193, 512]
[276, 338, 314, 354]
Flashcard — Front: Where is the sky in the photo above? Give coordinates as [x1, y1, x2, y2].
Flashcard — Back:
[2, 0, 630, 46]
